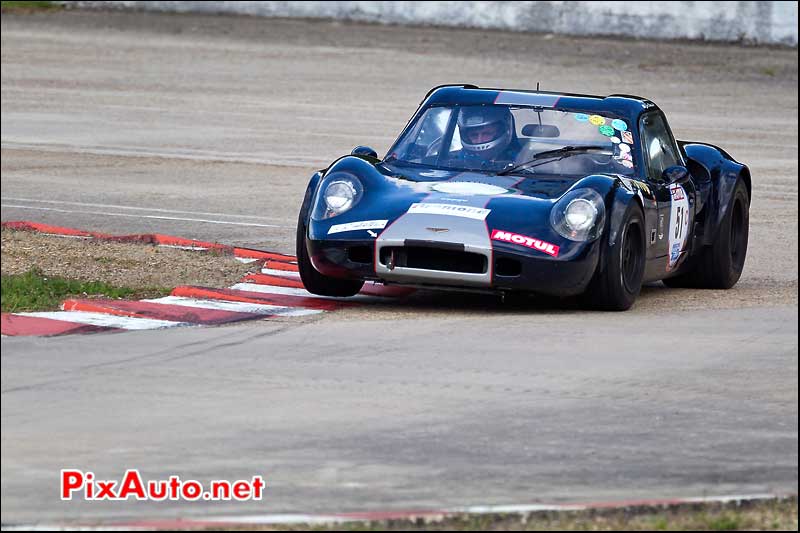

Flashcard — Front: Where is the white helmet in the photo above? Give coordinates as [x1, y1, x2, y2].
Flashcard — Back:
[458, 106, 514, 156]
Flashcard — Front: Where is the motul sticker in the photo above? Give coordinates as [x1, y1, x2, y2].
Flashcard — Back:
[328, 220, 388, 235]
[408, 203, 490, 220]
[491, 230, 560, 257]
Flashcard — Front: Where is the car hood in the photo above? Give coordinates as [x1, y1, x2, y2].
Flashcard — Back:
[376, 162, 580, 200]
[310, 157, 629, 255]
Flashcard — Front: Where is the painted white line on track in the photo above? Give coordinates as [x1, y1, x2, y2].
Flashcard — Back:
[230, 282, 388, 302]
[2, 196, 287, 222]
[1, 140, 329, 168]
[17, 311, 188, 330]
[1, 204, 291, 229]
[142, 296, 322, 316]
[260, 267, 302, 279]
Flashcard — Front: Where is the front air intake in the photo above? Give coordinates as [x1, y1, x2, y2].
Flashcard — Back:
[379, 246, 487, 274]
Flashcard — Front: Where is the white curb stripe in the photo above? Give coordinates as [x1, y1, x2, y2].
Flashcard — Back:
[230, 282, 387, 302]
[157, 244, 209, 251]
[17, 311, 189, 330]
[260, 267, 301, 279]
[142, 296, 322, 317]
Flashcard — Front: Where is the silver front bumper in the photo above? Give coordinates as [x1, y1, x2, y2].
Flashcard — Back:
[374, 213, 492, 287]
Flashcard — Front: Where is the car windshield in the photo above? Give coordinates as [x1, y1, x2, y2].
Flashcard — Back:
[386, 104, 637, 175]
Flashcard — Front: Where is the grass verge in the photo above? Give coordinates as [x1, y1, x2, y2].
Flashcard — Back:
[2, 228, 254, 293]
[1, 268, 171, 313]
[0, 1, 62, 13]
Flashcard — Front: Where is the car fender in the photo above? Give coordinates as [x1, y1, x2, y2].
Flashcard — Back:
[299, 170, 324, 238]
[599, 180, 643, 274]
[554, 175, 639, 275]
[680, 141, 751, 247]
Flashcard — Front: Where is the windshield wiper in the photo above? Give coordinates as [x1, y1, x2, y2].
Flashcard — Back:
[497, 145, 611, 176]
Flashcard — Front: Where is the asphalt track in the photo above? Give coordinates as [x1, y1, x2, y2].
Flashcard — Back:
[1, 10, 798, 525]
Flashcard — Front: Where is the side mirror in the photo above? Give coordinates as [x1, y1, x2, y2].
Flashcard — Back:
[351, 146, 378, 158]
[662, 165, 689, 185]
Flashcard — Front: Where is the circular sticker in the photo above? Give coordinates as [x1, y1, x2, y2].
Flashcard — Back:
[621, 151, 633, 161]
[609, 136, 621, 144]
[589, 115, 605, 126]
[618, 143, 631, 153]
[598, 125, 614, 137]
[621, 159, 634, 168]
[574, 113, 590, 122]
[612, 119, 628, 131]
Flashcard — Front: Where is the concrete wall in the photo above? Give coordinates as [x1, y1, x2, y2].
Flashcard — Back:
[71, 1, 798, 46]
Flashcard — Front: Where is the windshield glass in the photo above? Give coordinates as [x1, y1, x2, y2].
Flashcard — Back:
[386, 104, 636, 175]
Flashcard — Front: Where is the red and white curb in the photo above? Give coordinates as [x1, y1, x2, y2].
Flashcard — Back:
[0, 493, 790, 530]
[1, 221, 413, 337]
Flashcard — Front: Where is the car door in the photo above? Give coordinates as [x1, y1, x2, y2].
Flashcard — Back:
[638, 111, 696, 274]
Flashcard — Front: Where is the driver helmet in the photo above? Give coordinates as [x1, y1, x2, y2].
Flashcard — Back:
[457, 106, 514, 158]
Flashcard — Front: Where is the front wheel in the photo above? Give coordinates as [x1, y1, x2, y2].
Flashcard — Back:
[584, 203, 646, 311]
[296, 214, 364, 297]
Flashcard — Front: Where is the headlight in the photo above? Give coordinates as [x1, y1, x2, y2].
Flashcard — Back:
[312, 172, 364, 220]
[565, 199, 598, 232]
[551, 188, 605, 242]
[325, 180, 357, 213]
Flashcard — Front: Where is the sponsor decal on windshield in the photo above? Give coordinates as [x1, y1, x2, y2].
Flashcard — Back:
[407, 203, 491, 220]
[612, 119, 628, 131]
[491, 230, 560, 257]
[589, 115, 606, 126]
[328, 220, 388, 235]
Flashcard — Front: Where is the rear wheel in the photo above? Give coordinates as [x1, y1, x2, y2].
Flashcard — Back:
[296, 214, 364, 297]
[584, 203, 646, 311]
[663, 178, 749, 289]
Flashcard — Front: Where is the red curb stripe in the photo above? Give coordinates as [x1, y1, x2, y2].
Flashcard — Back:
[242, 273, 306, 289]
[0, 313, 118, 336]
[171, 286, 349, 311]
[1, 220, 110, 238]
[3, 221, 294, 261]
[333, 510, 446, 520]
[62, 299, 264, 325]
[102, 233, 232, 252]
[152, 234, 230, 251]
[97, 519, 235, 529]
[234, 247, 296, 262]
[244, 274, 415, 298]
[264, 260, 300, 272]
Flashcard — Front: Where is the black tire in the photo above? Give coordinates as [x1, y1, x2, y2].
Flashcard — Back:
[295, 212, 364, 297]
[584, 203, 646, 311]
[663, 178, 749, 289]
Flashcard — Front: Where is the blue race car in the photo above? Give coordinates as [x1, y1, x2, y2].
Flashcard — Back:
[296, 85, 751, 310]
